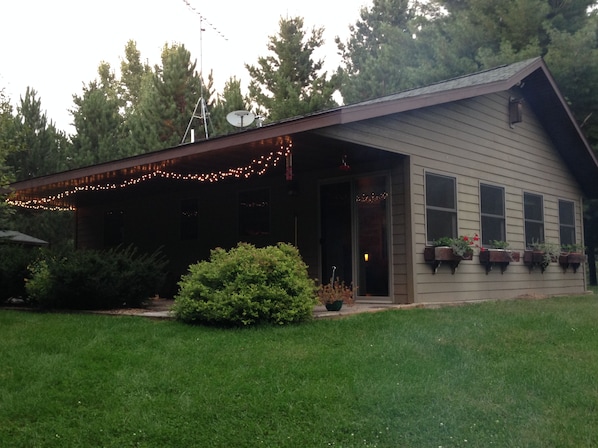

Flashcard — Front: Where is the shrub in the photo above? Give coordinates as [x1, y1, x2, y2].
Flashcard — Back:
[0, 245, 41, 302]
[173, 242, 317, 326]
[26, 246, 167, 310]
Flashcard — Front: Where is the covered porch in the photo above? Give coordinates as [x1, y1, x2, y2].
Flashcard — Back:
[9, 128, 411, 303]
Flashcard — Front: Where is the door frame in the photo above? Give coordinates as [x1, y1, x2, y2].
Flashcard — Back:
[318, 171, 393, 303]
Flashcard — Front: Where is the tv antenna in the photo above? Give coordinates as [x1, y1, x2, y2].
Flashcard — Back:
[181, 0, 228, 143]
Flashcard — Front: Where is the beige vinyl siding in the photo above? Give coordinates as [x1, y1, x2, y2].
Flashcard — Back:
[390, 158, 409, 303]
[320, 90, 586, 302]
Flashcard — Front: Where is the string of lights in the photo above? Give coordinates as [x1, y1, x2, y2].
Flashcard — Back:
[8, 145, 292, 211]
[355, 192, 389, 204]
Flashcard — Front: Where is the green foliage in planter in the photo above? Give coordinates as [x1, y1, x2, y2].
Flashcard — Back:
[432, 234, 479, 257]
[25, 246, 167, 309]
[529, 240, 561, 268]
[173, 242, 317, 326]
[490, 240, 510, 249]
[0, 245, 41, 302]
[561, 243, 585, 253]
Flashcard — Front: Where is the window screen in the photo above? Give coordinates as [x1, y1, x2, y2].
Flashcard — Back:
[559, 200, 576, 247]
[480, 184, 505, 246]
[425, 173, 457, 243]
[524, 192, 544, 247]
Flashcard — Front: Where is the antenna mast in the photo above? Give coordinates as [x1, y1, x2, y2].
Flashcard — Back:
[182, 14, 209, 143]
[180, 1, 228, 144]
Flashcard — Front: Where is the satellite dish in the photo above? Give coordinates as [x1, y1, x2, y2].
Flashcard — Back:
[226, 110, 255, 127]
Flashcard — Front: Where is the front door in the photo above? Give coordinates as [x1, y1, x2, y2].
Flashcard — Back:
[320, 182, 353, 285]
[320, 175, 390, 300]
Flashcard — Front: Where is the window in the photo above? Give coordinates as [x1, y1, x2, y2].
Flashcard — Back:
[559, 200, 576, 246]
[425, 173, 457, 243]
[180, 198, 199, 240]
[480, 184, 505, 246]
[524, 192, 544, 247]
[104, 210, 124, 247]
[239, 188, 270, 236]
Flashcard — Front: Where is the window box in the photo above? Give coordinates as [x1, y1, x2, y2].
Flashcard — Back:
[424, 246, 472, 274]
[523, 250, 553, 273]
[558, 252, 585, 273]
[479, 249, 520, 274]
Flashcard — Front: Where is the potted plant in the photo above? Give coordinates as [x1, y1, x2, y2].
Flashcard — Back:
[424, 234, 478, 274]
[523, 240, 560, 273]
[479, 240, 520, 274]
[317, 266, 356, 311]
[559, 243, 586, 273]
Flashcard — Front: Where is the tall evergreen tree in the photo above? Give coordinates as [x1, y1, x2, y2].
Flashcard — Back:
[209, 77, 251, 136]
[126, 43, 211, 150]
[544, 12, 598, 144]
[1, 88, 74, 246]
[246, 16, 339, 122]
[7, 88, 70, 179]
[337, 0, 447, 104]
[120, 40, 151, 112]
[0, 89, 16, 227]
[70, 63, 125, 167]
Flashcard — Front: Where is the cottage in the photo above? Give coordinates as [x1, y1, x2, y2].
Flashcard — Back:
[8, 58, 598, 303]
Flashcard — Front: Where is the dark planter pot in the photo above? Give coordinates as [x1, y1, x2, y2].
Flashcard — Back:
[479, 249, 520, 274]
[523, 250, 551, 273]
[559, 253, 585, 273]
[325, 300, 344, 311]
[424, 246, 472, 274]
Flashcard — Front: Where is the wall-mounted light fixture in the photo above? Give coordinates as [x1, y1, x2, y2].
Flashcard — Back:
[364, 253, 369, 262]
[509, 97, 523, 128]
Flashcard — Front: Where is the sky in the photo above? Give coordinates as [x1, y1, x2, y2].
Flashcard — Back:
[1, 0, 368, 134]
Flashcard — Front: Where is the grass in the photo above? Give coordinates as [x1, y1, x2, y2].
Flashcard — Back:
[1, 293, 598, 447]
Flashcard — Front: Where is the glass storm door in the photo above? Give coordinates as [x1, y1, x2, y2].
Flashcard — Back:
[320, 175, 390, 299]
[356, 175, 389, 297]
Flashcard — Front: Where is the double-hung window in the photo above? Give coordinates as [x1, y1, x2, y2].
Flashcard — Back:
[480, 184, 505, 247]
[524, 192, 544, 247]
[425, 173, 457, 243]
[558, 200, 576, 247]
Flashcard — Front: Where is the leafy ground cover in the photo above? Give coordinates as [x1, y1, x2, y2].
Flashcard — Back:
[1, 293, 598, 447]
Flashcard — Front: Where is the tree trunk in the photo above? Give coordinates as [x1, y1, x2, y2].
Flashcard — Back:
[588, 244, 597, 286]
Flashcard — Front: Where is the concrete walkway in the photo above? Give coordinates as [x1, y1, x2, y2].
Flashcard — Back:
[89, 299, 429, 320]
[3, 297, 507, 320]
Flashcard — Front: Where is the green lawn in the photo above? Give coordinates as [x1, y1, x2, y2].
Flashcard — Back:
[2, 294, 598, 447]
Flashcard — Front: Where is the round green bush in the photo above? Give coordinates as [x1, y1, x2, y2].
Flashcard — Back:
[173, 242, 317, 326]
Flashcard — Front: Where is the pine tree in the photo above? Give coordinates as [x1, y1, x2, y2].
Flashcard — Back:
[70, 63, 125, 166]
[246, 16, 338, 122]
[126, 43, 211, 150]
[7, 88, 70, 179]
[209, 77, 251, 136]
[0, 89, 16, 227]
[336, 0, 446, 103]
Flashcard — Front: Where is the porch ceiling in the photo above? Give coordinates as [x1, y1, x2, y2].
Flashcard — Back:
[7, 131, 380, 209]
